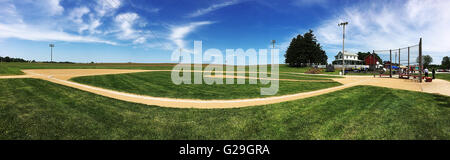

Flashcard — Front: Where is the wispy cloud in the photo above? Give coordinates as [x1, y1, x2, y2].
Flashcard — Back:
[46, 0, 64, 16]
[187, 0, 239, 18]
[68, 7, 90, 24]
[0, 2, 22, 24]
[314, 0, 450, 61]
[0, 0, 117, 45]
[67, 6, 101, 34]
[127, 0, 160, 14]
[0, 23, 117, 45]
[169, 21, 214, 49]
[115, 13, 140, 39]
[96, 0, 122, 16]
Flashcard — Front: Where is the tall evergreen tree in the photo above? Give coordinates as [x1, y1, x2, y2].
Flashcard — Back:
[284, 30, 327, 67]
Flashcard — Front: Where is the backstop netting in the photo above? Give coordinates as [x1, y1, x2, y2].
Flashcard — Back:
[373, 50, 391, 76]
[372, 38, 423, 82]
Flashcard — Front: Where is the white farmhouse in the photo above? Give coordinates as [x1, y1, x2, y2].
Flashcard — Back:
[332, 51, 362, 65]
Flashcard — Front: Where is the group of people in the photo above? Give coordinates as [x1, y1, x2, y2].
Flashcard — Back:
[397, 67, 436, 79]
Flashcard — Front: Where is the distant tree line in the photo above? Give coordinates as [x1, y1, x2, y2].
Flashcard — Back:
[0, 56, 34, 62]
[285, 30, 327, 67]
[0, 56, 78, 63]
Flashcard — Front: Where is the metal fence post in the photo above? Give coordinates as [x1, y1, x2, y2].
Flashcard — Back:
[408, 47, 410, 75]
[390, 49, 392, 78]
[419, 38, 422, 83]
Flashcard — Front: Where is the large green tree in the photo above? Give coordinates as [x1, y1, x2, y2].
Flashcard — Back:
[284, 30, 327, 67]
[441, 56, 450, 69]
[417, 55, 433, 68]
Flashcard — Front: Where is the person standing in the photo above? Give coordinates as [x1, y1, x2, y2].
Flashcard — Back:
[432, 68, 436, 79]
[424, 68, 429, 77]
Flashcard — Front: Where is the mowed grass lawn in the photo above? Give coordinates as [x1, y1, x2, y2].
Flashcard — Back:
[0, 65, 24, 76]
[0, 63, 328, 75]
[436, 73, 450, 81]
[71, 71, 341, 99]
[0, 78, 449, 140]
[0, 62, 178, 75]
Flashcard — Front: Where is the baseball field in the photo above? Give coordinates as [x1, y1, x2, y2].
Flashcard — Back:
[0, 63, 449, 139]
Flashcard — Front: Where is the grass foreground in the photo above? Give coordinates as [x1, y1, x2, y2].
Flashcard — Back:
[71, 71, 341, 99]
[1, 78, 449, 140]
[436, 73, 450, 81]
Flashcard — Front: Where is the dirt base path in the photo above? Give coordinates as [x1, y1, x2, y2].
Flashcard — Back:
[421, 79, 450, 96]
[0, 75, 35, 79]
[1, 69, 449, 109]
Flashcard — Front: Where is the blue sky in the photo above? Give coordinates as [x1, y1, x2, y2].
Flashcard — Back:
[0, 0, 449, 64]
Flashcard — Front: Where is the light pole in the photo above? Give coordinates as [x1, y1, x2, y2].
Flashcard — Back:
[49, 44, 55, 62]
[338, 22, 348, 75]
[179, 48, 182, 63]
[271, 40, 276, 65]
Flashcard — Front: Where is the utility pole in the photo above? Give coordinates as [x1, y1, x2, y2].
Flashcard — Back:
[271, 40, 276, 65]
[390, 49, 392, 78]
[408, 47, 410, 74]
[419, 38, 422, 83]
[338, 22, 348, 75]
[179, 48, 182, 63]
[49, 44, 55, 62]
[372, 50, 375, 78]
[398, 48, 401, 77]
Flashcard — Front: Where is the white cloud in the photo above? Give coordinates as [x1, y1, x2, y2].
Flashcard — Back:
[46, 0, 64, 15]
[96, 0, 122, 16]
[115, 12, 140, 39]
[69, 7, 90, 24]
[314, 0, 450, 61]
[0, 1, 23, 24]
[68, 7, 105, 34]
[79, 17, 102, 34]
[114, 12, 152, 46]
[187, 0, 239, 18]
[0, 23, 117, 45]
[169, 21, 214, 49]
[133, 37, 146, 44]
[127, 0, 160, 14]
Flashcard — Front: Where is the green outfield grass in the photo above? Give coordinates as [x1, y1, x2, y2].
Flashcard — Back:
[0, 65, 24, 75]
[436, 73, 450, 81]
[1, 78, 448, 140]
[283, 73, 343, 79]
[0, 62, 178, 75]
[0, 63, 330, 76]
[71, 71, 341, 99]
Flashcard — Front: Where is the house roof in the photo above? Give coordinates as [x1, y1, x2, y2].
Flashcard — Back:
[337, 51, 357, 56]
